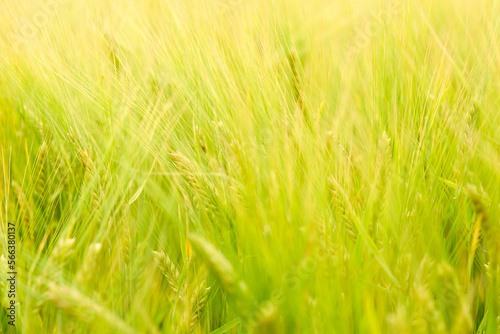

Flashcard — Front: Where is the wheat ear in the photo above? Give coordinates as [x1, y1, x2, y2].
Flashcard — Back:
[152, 250, 181, 293]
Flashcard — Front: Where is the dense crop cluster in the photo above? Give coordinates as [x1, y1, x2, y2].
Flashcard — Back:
[1, 0, 499, 333]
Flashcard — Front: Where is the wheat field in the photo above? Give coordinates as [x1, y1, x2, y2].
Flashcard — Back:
[0, 0, 500, 333]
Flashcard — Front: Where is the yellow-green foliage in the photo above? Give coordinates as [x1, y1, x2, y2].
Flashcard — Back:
[0, 0, 500, 333]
